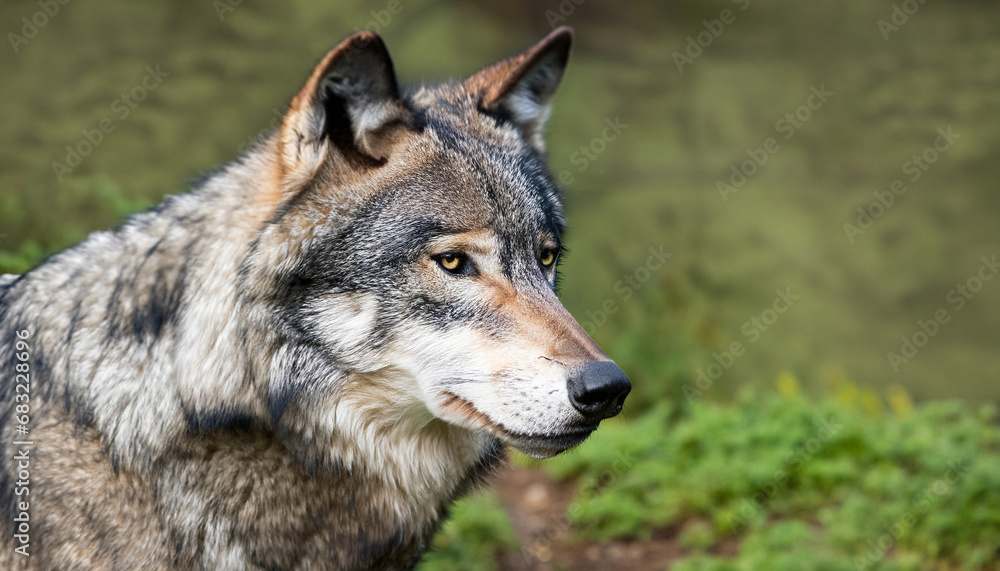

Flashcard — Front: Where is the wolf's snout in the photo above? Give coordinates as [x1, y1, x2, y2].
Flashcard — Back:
[567, 361, 631, 421]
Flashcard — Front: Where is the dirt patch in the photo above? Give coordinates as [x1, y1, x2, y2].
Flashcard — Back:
[493, 465, 707, 570]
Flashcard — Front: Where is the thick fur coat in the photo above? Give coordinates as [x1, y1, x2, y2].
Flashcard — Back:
[0, 28, 629, 569]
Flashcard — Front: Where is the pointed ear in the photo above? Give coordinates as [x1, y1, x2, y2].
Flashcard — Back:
[467, 26, 573, 152]
[278, 32, 411, 188]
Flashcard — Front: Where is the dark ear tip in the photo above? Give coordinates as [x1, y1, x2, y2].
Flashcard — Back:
[531, 27, 572, 66]
[544, 26, 574, 50]
[337, 30, 390, 56]
[550, 26, 574, 40]
[323, 31, 397, 92]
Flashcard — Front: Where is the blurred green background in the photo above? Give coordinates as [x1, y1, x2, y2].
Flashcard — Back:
[2, 1, 999, 568]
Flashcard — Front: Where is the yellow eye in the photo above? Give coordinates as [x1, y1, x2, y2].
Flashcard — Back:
[540, 249, 557, 267]
[437, 253, 465, 273]
[440, 255, 460, 270]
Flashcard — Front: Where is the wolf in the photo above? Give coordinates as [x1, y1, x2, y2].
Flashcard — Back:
[0, 26, 630, 569]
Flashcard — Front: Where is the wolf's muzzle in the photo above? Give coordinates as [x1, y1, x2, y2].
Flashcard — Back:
[567, 361, 631, 422]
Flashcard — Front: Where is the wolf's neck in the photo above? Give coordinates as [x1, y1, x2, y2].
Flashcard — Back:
[146, 416, 504, 568]
[166, 370, 504, 565]
[285, 368, 503, 513]
[15, 151, 281, 470]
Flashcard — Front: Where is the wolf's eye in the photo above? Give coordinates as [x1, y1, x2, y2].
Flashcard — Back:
[436, 253, 468, 274]
[540, 249, 557, 268]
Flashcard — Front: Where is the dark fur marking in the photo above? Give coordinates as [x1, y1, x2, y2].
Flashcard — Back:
[65, 297, 83, 345]
[105, 278, 126, 339]
[29, 345, 53, 402]
[266, 342, 340, 424]
[130, 260, 187, 343]
[425, 115, 463, 150]
[183, 407, 260, 434]
[73, 398, 96, 428]
[103, 246, 188, 344]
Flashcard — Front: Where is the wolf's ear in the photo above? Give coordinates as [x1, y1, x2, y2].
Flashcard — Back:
[278, 32, 410, 186]
[467, 27, 573, 152]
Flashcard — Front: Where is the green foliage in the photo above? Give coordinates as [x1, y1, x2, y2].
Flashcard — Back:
[0, 239, 45, 275]
[540, 385, 1000, 569]
[425, 387, 1000, 568]
[418, 492, 518, 571]
[675, 521, 859, 571]
[0, 174, 149, 275]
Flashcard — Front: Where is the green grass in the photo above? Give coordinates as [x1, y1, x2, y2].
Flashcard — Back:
[418, 491, 518, 571]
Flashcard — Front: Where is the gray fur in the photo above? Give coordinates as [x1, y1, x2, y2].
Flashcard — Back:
[0, 27, 626, 569]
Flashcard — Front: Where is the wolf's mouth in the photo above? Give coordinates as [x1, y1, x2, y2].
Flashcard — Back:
[439, 391, 597, 458]
[499, 427, 596, 458]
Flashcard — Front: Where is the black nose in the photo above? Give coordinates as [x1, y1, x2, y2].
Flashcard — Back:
[567, 361, 631, 422]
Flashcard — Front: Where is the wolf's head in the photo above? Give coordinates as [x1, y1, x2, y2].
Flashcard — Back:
[241, 28, 629, 463]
